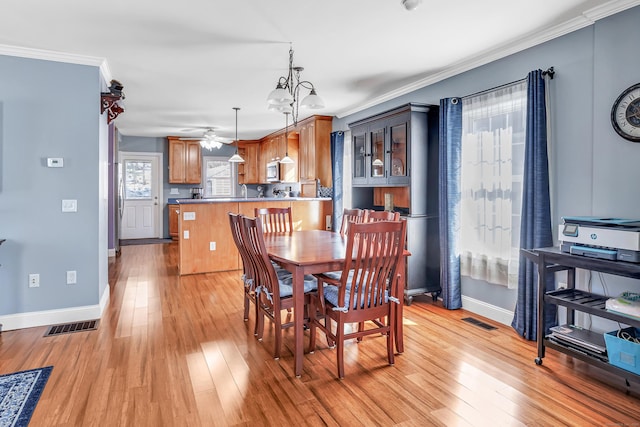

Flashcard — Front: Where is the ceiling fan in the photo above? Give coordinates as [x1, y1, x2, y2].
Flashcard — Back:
[178, 128, 232, 150]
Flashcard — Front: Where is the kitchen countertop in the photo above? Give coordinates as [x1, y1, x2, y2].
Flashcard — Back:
[169, 197, 331, 204]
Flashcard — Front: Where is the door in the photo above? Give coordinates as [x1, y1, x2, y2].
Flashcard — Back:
[119, 152, 163, 239]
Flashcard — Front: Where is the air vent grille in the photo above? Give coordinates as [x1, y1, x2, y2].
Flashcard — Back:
[44, 320, 98, 337]
[462, 317, 497, 331]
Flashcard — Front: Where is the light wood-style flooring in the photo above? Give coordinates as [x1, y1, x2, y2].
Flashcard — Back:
[1, 242, 639, 426]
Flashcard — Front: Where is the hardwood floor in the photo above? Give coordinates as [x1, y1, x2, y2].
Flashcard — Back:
[1, 242, 638, 426]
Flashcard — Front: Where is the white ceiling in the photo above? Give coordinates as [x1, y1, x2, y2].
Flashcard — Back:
[1, 0, 638, 141]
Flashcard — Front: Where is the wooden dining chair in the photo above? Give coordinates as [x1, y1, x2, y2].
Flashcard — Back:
[339, 208, 367, 236]
[228, 212, 261, 336]
[309, 219, 407, 378]
[240, 215, 317, 360]
[254, 207, 293, 234]
[364, 209, 400, 222]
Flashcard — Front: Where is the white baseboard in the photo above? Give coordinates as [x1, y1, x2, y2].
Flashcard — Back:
[0, 284, 111, 332]
[461, 295, 514, 326]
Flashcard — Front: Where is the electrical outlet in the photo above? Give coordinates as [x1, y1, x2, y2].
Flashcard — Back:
[29, 273, 40, 288]
[67, 270, 77, 285]
[210, 242, 216, 251]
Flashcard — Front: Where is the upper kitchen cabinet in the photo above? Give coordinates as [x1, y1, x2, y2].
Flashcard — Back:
[259, 131, 299, 183]
[168, 137, 202, 184]
[297, 115, 333, 187]
[350, 107, 414, 187]
[237, 141, 260, 184]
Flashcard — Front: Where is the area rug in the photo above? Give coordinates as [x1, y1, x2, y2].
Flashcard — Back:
[0, 366, 53, 427]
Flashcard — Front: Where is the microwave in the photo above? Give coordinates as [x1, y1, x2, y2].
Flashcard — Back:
[266, 161, 280, 182]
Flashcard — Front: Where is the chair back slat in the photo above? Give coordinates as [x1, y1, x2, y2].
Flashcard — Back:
[229, 213, 252, 281]
[241, 215, 281, 307]
[254, 207, 293, 233]
[339, 208, 367, 236]
[339, 220, 406, 312]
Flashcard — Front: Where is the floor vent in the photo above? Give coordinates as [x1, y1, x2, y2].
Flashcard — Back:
[462, 317, 497, 331]
[44, 320, 99, 337]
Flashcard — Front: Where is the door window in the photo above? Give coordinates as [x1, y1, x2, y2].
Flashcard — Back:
[124, 160, 152, 200]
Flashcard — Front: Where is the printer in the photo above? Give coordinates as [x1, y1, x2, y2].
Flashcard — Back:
[559, 216, 640, 263]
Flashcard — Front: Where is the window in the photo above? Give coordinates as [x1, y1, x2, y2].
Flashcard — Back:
[460, 80, 527, 288]
[124, 160, 152, 200]
[202, 156, 237, 198]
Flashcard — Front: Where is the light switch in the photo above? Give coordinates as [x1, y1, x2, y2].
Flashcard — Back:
[184, 230, 190, 239]
[62, 199, 77, 212]
[47, 158, 64, 168]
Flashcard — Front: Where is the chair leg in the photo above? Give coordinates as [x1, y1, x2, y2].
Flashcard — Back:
[357, 321, 364, 342]
[308, 298, 317, 353]
[336, 320, 345, 379]
[256, 307, 265, 342]
[273, 312, 282, 360]
[325, 316, 335, 348]
[387, 315, 395, 366]
[243, 294, 250, 321]
[253, 300, 259, 336]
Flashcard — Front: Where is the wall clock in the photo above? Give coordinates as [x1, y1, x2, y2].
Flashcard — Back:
[611, 83, 640, 142]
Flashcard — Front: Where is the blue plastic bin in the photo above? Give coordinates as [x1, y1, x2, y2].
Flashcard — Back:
[604, 327, 640, 375]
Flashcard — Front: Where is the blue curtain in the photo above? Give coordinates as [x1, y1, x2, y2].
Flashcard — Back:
[331, 131, 344, 233]
[438, 98, 463, 309]
[511, 70, 555, 340]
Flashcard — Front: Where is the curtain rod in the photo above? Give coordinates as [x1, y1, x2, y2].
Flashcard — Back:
[460, 67, 555, 101]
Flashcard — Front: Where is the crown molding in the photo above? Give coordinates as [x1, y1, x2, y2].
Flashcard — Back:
[0, 43, 112, 84]
[337, 0, 640, 119]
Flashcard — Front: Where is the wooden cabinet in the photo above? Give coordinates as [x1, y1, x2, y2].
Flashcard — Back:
[297, 115, 333, 187]
[350, 109, 411, 186]
[177, 200, 335, 275]
[349, 103, 441, 302]
[238, 141, 260, 184]
[291, 200, 333, 231]
[168, 137, 202, 184]
[258, 131, 299, 183]
[178, 202, 239, 275]
[168, 204, 179, 240]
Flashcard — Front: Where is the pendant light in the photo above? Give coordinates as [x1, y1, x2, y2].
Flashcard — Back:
[228, 107, 244, 163]
[279, 112, 294, 164]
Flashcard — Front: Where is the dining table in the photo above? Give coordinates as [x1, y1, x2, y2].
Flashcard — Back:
[263, 229, 408, 377]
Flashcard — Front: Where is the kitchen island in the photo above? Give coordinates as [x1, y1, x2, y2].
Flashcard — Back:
[173, 197, 332, 275]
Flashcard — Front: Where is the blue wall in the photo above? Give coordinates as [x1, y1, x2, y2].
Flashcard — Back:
[0, 55, 108, 323]
[334, 6, 640, 317]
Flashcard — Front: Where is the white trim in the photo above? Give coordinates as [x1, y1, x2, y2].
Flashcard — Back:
[108, 248, 117, 257]
[0, 44, 112, 86]
[0, 284, 110, 332]
[336, 0, 640, 119]
[99, 283, 111, 314]
[461, 295, 515, 327]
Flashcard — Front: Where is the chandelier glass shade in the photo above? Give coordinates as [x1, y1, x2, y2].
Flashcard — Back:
[279, 112, 294, 164]
[228, 107, 245, 163]
[266, 45, 324, 125]
[199, 129, 222, 150]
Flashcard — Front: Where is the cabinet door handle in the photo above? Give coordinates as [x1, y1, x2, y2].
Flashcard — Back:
[175, 210, 180, 214]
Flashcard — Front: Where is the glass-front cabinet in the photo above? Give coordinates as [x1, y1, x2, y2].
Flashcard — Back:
[351, 111, 410, 186]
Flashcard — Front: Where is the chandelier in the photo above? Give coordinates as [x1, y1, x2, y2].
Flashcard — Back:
[266, 44, 324, 126]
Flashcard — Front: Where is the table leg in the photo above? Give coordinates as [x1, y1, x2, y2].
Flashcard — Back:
[293, 266, 305, 377]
